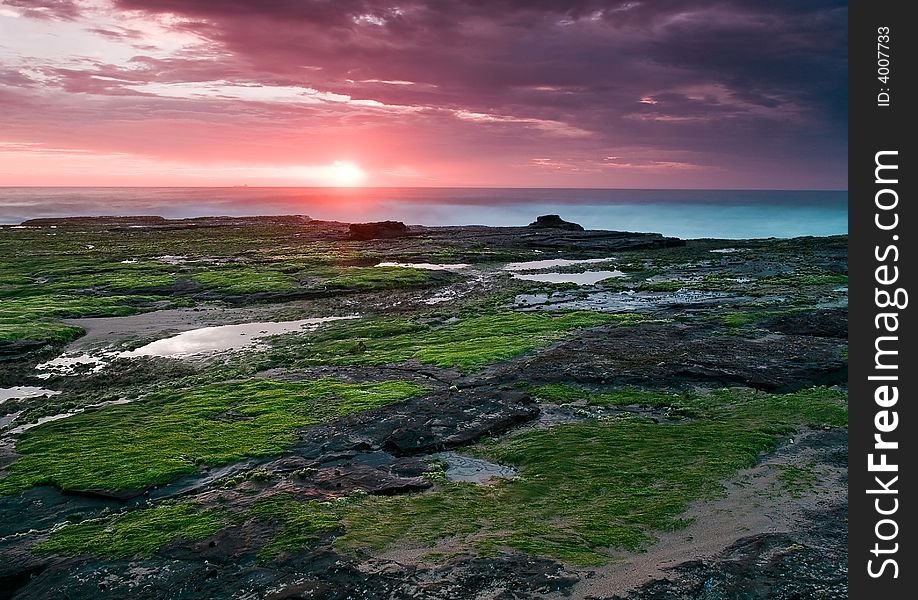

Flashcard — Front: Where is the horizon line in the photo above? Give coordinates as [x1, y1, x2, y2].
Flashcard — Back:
[0, 185, 849, 192]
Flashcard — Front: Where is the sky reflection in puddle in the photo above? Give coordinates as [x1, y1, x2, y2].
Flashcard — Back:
[36, 316, 358, 376]
[510, 270, 625, 285]
[121, 316, 357, 358]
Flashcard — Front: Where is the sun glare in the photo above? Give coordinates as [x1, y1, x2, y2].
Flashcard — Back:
[324, 160, 367, 186]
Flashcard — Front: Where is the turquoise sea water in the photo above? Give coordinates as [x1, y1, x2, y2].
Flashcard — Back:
[0, 188, 846, 239]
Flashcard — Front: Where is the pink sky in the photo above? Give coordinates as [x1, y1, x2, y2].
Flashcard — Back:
[0, 0, 847, 188]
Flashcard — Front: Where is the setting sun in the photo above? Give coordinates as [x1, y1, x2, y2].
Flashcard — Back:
[323, 161, 367, 187]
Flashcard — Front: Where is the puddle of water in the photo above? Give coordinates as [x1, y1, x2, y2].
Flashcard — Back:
[36, 353, 108, 376]
[511, 270, 625, 285]
[503, 257, 613, 271]
[36, 316, 359, 375]
[4, 399, 132, 436]
[5, 413, 74, 435]
[0, 387, 61, 403]
[502, 258, 623, 285]
[0, 411, 22, 428]
[155, 255, 188, 264]
[425, 290, 458, 304]
[121, 316, 358, 358]
[427, 451, 517, 484]
[709, 248, 746, 254]
[376, 262, 469, 271]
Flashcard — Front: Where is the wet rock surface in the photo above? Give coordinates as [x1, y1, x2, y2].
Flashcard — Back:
[0, 485, 122, 538]
[285, 388, 537, 457]
[414, 225, 683, 253]
[0, 340, 53, 368]
[13, 551, 579, 600]
[758, 307, 847, 339]
[0, 386, 545, 597]
[494, 322, 847, 392]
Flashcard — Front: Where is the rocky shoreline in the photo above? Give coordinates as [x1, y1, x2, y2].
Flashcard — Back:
[0, 218, 847, 599]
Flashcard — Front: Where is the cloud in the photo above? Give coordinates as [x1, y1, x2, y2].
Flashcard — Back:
[2, 0, 83, 20]
[109, 1, 846, 126]
[1, 0, 847, 187]
[0, 68, 37, 86]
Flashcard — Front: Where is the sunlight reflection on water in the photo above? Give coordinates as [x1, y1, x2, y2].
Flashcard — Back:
[121, 316, 358, 358]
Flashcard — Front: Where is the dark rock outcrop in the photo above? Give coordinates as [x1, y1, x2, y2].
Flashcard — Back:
[527, 214, 585, 231]
[759, 308, 848, 339]
[11, 551, 578, 600]
[348, 220, 410, 240]
[495, 322, 847, 392]
[0, 339, 48, 363]
[293, 387, 539, 456]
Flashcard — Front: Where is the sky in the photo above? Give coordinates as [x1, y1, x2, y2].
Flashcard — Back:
[0, 0, 847, 188]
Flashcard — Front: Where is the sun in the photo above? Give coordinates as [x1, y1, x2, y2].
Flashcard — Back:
[323, 160, 367, 187]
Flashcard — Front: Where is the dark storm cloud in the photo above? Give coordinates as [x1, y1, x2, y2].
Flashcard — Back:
[6, 0, 847, 187]
[110, 0, 846, 125]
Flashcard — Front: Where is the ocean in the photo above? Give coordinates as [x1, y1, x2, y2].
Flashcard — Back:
[0, 188, 847, 240]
